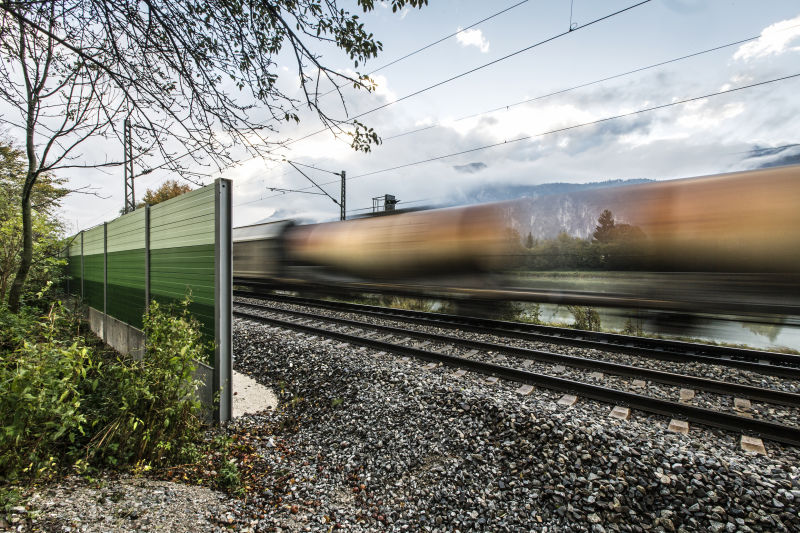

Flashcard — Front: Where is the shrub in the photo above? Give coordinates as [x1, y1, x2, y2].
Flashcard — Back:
[88, 297, 206, 467]
[0, 295, 208, 490]
[567, 305, 601, 331]
[0, 305, 96, 482]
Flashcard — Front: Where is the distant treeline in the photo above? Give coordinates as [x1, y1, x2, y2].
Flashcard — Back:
[513, 209, 650, 271]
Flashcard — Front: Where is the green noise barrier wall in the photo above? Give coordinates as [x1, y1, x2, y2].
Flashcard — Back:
[64, 179, 232, 423]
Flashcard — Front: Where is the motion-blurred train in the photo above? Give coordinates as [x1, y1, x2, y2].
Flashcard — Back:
[234, 165, 800, 320]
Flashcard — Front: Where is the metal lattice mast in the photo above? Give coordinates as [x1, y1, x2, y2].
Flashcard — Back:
[123, 117, 135, 213]
[340, 170, 346, 221]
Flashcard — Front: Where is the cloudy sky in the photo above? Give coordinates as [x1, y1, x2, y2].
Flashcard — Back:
[45, 0, 800, 230]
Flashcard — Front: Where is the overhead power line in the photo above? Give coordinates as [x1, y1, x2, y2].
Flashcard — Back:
[347, 72, 800, 180]
[137, 0, 651, 193]
[132, 2, 531, 182]
[243, 70, 800, 205]
[383, 27, 800, 142]
[334, 0, 531, 86]
[206, 21, 800, 210]
[285, 0, 653, 147]
[286, 160, 342, 176]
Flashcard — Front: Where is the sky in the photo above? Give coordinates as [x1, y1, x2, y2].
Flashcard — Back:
[26, 0, 800, 230]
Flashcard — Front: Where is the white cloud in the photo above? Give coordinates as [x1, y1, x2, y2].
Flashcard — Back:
[678, 102, 745, 130]
[734, 15, 800, 61]
[456, 27, 490, 53]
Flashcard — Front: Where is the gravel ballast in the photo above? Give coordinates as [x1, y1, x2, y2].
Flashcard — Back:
[228, 317, 800, 532]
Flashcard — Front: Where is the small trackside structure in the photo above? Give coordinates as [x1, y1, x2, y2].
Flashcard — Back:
[64, 179, 232, 423]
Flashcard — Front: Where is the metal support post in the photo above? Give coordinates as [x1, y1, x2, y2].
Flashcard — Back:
[214, 178, 233, 423]
[65, 241, 70, 296]
[144, 204, 151, 315]
[80, 231, 84, 299]
[103, 222, 108, 341]
[340, 170, 346, 221]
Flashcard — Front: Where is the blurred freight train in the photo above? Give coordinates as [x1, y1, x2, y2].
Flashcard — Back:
[233, 165, 800, 320]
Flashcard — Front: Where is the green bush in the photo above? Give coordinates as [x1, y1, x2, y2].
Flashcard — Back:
[88, 297, 206, 467]
[0, 304, 96, 482]
[567, 305, 601, 331]
[0, 296, 207, 490]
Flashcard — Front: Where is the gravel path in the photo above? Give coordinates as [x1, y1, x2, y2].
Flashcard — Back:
[18, 476, 244, 532]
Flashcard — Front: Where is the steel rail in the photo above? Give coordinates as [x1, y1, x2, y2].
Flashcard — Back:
[233, 307, 800, 446]
[233, 277, 800, 317]
[233, 290, 800, 379]
[235, 301, 800, 406]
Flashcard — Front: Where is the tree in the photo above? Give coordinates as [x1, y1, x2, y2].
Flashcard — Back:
[138, 180, 193, 208]
[0, 143, 66, 302]
[592, 209, 616, 243]
[525, 232, 534, 249]
[0, 0, 427, 310]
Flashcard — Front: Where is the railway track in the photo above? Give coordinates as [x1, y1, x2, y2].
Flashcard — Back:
[233, 289, 800, 379]
[233, 299, 800, 446]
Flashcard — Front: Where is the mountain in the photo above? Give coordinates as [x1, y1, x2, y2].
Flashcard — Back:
[458, 178, 653, 205]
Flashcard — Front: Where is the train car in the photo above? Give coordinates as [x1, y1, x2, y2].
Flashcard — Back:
[284, 202, 513, 279]
[232, 220, 294, 280]
[508, 164, 800, 317]
[234, 165, 800, 319]
[233, 202, 516, 292]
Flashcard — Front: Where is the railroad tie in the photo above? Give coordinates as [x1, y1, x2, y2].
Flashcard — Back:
[557, 394, 578, 407]
[679, 389, 695, 403]
[609, 406, 631, 421]
[740, 435, 767, 455]
[452, 369, 468, 378]
[667, 419, 690, 435]
[516, 384, 534, 396]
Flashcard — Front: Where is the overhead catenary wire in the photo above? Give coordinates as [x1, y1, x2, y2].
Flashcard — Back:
[241, 70, 800, 205]
[236, 23, 800, 209]
[284, 0, 653, 147]
[135, 1, 533, 185]
[135, 0, 653, 201]
[382, 26, 800, 142]
[319, 0, 532, 95]
[286, 160, 342, 176]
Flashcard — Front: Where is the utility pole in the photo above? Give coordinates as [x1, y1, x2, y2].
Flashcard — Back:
[279, 161, 347, 221]
[123, 117, 135, 214]
[340, 170, 346, 221]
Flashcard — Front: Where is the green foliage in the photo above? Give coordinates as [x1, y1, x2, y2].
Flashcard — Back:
[0, 143, 67, 305]
[137, 179, 193, 208]
[217, 459, 243, 495]
[622, 317, 644, 336]
[0, 296, 207, 489]
[88, 297, 206, 467]
[519, 210, 650, 272]
[516, 303, 542, 324]
[0, 486, 22, 513]
[567, 306, 601, 331]
[0, 303, 95, 482]
[525, 232, 535, 249]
